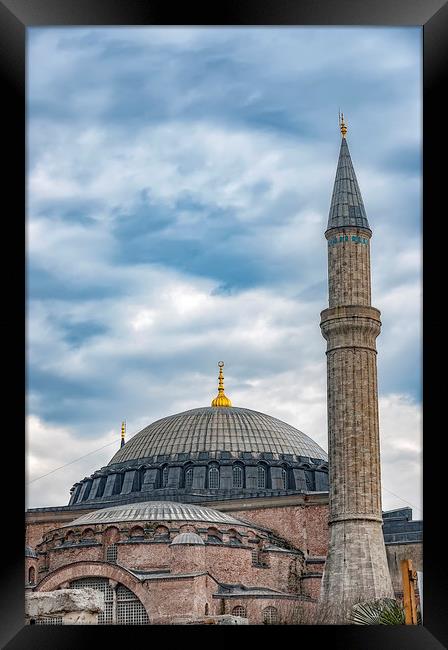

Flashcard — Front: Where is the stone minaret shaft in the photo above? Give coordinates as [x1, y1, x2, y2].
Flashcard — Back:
[319, 120, 393, 618]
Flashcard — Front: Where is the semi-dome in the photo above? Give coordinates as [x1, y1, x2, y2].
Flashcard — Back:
[65, 501, 247, 528]
[170, 532, 205, 546]
[109, 406, 327, 465]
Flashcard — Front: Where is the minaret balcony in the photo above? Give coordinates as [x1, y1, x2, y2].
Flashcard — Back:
[320, 305, 381, 351]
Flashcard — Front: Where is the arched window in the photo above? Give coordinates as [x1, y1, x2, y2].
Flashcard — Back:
[96, 477, 106, 498]
[81, 528, 95, 542]
[133, 470, 141, 492]
[228, 529, 242, 545]
[263, 606, 279, 625]
[154, 525, 169, 539]
[28, 566, 35, 584]
[207, 527, 222, 544]
[129, 526, 145, 539]
[106, 544, 118, 563]
[65, 530, 75, 544]
[232, 465, 243, 488]
[104, 526, 120, 545]
[232, 605, 246, 618]
[281, 467, 288, 490]
[208, 465, 219, 489]
[113, 473, 123, 495]
[180, 524, 195, 533]
[257, 465, 266, 489]
[185, 467, 194, 490]
[70, 578, 149, 625]
[162, 466, 169, 488]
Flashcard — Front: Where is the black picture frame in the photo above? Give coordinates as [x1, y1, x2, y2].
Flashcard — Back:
[1, 0, 446, 647]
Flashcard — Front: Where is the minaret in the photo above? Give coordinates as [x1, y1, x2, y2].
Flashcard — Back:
[120, 420, 126, 448]
[319, 114, 393, 620]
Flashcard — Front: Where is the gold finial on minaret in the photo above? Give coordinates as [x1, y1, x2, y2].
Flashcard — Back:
[339, 110, 348, 138]
[120, 420, 126, 448]
[211, 361, 232, 407]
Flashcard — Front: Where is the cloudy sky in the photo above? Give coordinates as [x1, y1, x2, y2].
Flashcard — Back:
[26, 27, 422, 516]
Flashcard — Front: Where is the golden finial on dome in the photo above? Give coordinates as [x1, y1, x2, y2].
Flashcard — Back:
[121, 420, 126, 448]
[339, 110, 348, 138]
[211, 361, 232, 407]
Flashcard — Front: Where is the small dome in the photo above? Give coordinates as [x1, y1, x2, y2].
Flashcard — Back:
[25, 546, 37, 558]
[170, 532, 205, 546]
[64, 500, 248, 528]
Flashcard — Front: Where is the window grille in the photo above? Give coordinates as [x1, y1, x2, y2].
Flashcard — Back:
[232, 606, 246, 618]
[70, 577, 114, 624]
[185, 468, 193, 489]
[208, 466, 219, 489]
[232, 465, 243, 488]
[281, 467, 288, 490]
[251, 548, 259, 565]
[263, 606, 279, 624]
[257, 465, 266, 489]
[116, 585, 136, 600]
[106, 544, 118, 563]
[117, 601, 149, 625]
[70, 577, 149, 625]
[35, 617, 63, 625]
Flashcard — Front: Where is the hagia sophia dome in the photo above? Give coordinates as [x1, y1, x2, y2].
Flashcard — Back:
[68, 363, 328, 510]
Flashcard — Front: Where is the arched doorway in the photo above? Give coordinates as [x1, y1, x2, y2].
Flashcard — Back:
[70, 577, 149, 625]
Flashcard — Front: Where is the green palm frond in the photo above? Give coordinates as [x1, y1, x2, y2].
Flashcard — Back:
[350, 598, 406, 625]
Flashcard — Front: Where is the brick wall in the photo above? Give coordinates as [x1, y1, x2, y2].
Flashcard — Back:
[229, 503, 329, 556]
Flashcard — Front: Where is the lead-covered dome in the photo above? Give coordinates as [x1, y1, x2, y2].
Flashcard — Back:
[109, 407, 327, 465]
[68, 406, 328, 509]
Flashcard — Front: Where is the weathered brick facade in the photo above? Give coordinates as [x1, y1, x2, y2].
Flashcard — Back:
[27, 501, 320, 624]
[25, 494, 422, 623]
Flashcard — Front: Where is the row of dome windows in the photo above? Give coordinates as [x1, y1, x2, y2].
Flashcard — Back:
[77, 464, 296, 501]
[72, 458, 330, 504]
[183, 464, 283, 490]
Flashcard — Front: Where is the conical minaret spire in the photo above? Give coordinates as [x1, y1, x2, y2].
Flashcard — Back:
[327, 114, 370, 232]
[318, 117, 393, 621]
